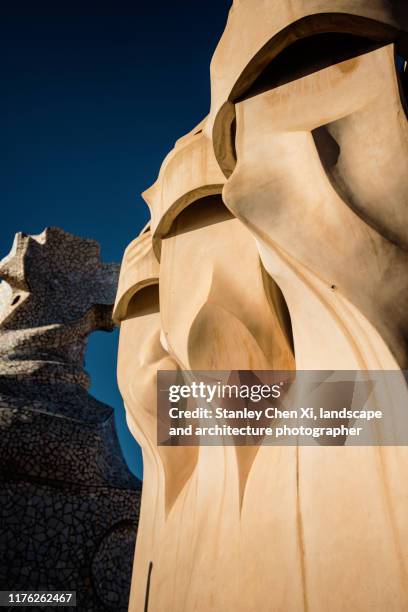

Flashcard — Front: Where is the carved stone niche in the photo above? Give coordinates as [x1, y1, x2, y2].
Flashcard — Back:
[208, 2, 408, 611]
[115, 120, 295, 612]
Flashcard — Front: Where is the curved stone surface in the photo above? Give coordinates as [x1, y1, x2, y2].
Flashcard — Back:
[208, 0, 408, 176]
[142, 119, 225, 258]
[223, 43, 408, 370]
[113, 229, 160, 324]
[212, 4, 408, 611]
[116, 230, 197, 612]
[120, 119, 295, 610]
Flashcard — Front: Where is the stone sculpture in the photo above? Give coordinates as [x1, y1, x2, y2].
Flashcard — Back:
[206, 2, 408, 611]
[209, 0, 408, 371]
[0, 227, 141, 611]
[117, 123, 295, 611]
[116, 2, 408, 611]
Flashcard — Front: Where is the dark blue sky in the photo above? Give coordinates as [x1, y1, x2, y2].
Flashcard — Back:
[2, 1, 231, 479]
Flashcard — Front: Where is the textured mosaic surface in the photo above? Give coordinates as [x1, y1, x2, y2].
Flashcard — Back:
[0, 228, 141, 611]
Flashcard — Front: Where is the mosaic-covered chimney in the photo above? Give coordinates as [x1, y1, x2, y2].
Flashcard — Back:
[0, 227, 119, 386]
[0, 227, 141, 612]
